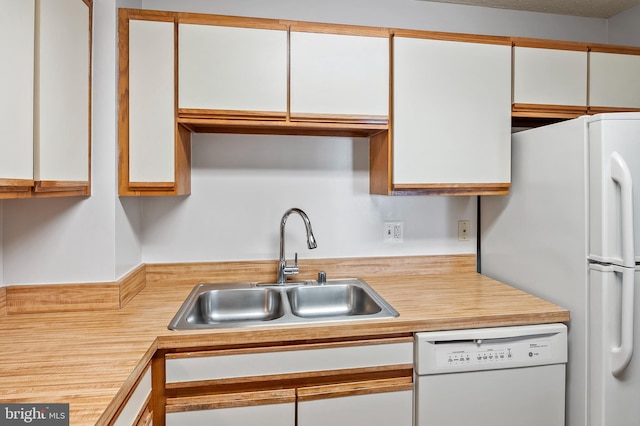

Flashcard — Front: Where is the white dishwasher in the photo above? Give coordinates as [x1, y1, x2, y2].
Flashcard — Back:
[414, 323, 567, 426]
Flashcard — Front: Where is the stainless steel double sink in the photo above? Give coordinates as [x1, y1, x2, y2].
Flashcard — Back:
[168, 278, 399, 330]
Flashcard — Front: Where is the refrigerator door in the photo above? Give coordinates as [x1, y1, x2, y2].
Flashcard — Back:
[588, 113, 640, 265]
[589, 264, 640, 426]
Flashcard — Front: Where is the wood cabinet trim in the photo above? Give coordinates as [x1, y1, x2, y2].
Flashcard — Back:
[166, 388, 296, 413]
[177, 116, 387, 137]
[297, 376, 413, 402]
[165, 365, 414, 394]
[288, 22, 390, 37]
[512, 103, 587, 118]
[588, 106, 640, 114]
[391, 183, 511, 196]
[511, 37, 589, 51]
[177, 12, 288, 30]
[589, 43, 640, 55]
[107, 363, 152, 426]
[392, 29, 511, 46]
[0, 287, 6, 317]
[178, 108, 288, 122]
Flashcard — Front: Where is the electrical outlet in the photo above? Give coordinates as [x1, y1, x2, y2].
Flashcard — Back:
[384, 221, 404, 243]
[458, 220, 471, 241]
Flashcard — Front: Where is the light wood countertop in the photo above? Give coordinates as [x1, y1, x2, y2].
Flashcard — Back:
[0, 255, 569, 425]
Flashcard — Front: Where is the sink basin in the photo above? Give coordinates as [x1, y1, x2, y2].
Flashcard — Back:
[186, 287, 284, 324]
[168, 278, 399, 330]
[287, 284, 382, 318]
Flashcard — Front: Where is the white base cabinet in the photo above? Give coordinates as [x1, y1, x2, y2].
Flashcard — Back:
[160, 338, 413, 426]
[298, 387, 412, 426]
[166, 402, 294, 426]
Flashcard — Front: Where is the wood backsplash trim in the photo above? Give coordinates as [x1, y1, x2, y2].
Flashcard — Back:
[5, 264, 146, 315]
[145, 254, 476, 286]
[2, 255, 475, 315]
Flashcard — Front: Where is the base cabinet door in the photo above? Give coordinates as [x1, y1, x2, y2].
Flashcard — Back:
[297, 385, 413, 426]
[166, 402, 295, 426]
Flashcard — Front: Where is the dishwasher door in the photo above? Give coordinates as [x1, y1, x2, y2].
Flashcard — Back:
[414, 324, 567, 426]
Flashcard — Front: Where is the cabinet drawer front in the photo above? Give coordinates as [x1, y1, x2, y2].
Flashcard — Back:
[298, 389, 413, 426]
[166, 341, 412, 383]
[166, 402, 295, 425]
[178, 24, 288, 112]
[513, 47, 587, 107]
[129, 19, 175, 184]
[290, 31, 389, 117]
[590, 52, 640, 109]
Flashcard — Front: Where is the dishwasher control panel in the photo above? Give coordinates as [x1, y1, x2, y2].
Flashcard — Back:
[435, 337, 552, 368]
[415, 324, 568, 375]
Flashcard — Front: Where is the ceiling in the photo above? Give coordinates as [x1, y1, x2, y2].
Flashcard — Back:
[426, 0, 640, 18]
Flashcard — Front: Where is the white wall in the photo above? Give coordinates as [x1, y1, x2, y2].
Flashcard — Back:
[142, 134, 476, 263]
[608, 3, 640, 46]
[0, 0, 142, 285]
[0, 0, 622, 286]
[142, 0, 608, 42]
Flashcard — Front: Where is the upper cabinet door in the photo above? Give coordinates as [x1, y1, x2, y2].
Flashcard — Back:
[128, 19, 176, 186]
[392, 35, 511, 193]
[513, 46, 587, 108]
[178, 23, 288, 115]
[36, 0, 91, 192]
[589, 50, 640, 110]
[289, 30, 389, 120]
[0, 0, 35, 191]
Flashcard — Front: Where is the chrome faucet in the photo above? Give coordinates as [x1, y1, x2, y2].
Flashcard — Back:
[277, 208, 317, 284]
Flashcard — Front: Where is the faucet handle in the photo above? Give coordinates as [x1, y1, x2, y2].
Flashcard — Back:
[294, 252, 298, 266]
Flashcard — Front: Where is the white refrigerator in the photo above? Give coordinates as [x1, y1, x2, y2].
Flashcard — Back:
[481, 113, 640, 426]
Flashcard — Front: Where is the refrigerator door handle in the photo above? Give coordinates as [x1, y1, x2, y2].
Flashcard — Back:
[609, 152, 635, 268]
[611, 266, 635, 376]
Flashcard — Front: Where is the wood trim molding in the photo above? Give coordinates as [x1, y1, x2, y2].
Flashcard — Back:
[512, 103, 587, 119]
[392, 29, 511, 46]
[589, 43, 640, 55]
[145, 255, 477, 287]
[165, 388, 296, 413]
[588, 106, 640, 114]
[297, 376, 413, 402]
[0, 287, 6, 317]
[511, 37, 589, 51]
[1, 255, 475, 315]
[4, 264, 146, 315]
[391, 183, 510, 196]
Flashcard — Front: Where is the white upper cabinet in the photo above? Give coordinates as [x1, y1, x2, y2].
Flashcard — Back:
[36, 0, 90, 187]
[0, 0, 35, 186]
[289, 31, 389, 119]
[392, 35, 511, 191]
[178, 23, 288, 114]
[513, 46, 587, 107]
[589, 51, 640, 110]
[128, 19, 176, 185]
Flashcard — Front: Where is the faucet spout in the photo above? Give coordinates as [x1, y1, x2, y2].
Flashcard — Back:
[278, 208, 317, 284]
